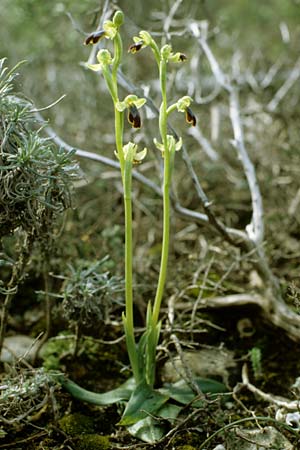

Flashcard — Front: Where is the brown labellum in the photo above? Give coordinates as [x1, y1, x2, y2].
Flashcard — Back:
[185, 107, 196, 126]
[127, 105, 141, 128]
[84, 30, 106, 45]
[128, 41, 143, 53]
[178, 53, 187, 61]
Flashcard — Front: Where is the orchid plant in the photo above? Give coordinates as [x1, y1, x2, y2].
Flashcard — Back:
[61, 11, 226, 443]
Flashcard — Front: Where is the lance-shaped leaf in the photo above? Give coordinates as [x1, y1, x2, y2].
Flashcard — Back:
[127, 402, 181, 443]
[119, 382, 170, 426]
[60, 376, 135, 406]
[160, 377, 228, 406]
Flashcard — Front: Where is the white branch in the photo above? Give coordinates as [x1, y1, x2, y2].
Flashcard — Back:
[188, 126, 219, 161]
[190, 23, 264, 245]
[229, 89, 264, 244]
[242, 364, 299, 411]
[267, 57, 300, 111]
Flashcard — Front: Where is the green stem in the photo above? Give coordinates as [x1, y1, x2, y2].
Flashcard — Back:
[112, 33, 123, 81]
[152, 59, 170, 326]
[111, 31, 138, 380]
[123, 160, 139, 382]
[115, 108, 125, 170]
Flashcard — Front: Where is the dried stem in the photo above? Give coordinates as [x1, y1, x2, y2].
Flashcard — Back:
[241, 364, 299, 410]
[0, 232, 35, 354]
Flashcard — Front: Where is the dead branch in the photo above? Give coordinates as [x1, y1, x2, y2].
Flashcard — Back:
[199, 293, 300, 341]
[241, 364, 299, 411]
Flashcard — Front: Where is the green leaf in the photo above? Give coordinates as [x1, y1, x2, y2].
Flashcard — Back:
[126, 402, 181, 443]
[60, 376, 135, 406]
[0, 259, 13, 267]
[160, 377, 228, 406]
[127, 415, 165, 443]
[119, 382, 169, 426]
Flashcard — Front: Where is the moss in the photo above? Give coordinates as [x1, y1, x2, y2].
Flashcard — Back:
[76, 434, 110, 450]
[171, 431, 202, 449]
[40, 332, 74, 370]
[59, 413, 94, 436]
[177, 446, 197, 450]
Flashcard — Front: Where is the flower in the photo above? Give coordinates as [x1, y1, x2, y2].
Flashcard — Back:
[84, 11, 123, 45]
[115, 142, 147, 164]
[154, 135, 182, 155]
[128, 31, 156, 54]
[86, 49, 113, 72]
[116, 95, 146, 128]
[160, 45, 187, 63]
[176, 96, 196, 126]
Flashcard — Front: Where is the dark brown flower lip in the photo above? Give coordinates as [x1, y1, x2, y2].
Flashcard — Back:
[178, 53, 187, 61]
[84, 30, 106, 45]
[127, 105, 141, 128]
[185, 106, 196, 126]
[128, 41, 144, 53]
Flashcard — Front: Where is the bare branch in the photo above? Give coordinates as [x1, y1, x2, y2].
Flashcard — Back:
[199, 292, 300, 341]
[241, 364, 299, 411]
[267, 56, 300, 112]
[229, 89, 264, 244]
[191, 23, 264, 245]
[188, 126, 219, 161]
[163, 0, 183, 41]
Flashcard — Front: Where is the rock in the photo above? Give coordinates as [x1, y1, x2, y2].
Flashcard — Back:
[161, 346, 236, 386]
[228, 426, 293, 449]
[1, 335, 38, 363]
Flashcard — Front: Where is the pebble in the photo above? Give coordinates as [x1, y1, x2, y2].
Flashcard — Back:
[0, 335, 39, 363]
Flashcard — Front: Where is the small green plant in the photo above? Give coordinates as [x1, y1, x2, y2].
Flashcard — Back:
[0, 58, 79, 354]
[60, 11, 227, 443]
[250, 346, 263, 379]
[61, 257, 123, 354]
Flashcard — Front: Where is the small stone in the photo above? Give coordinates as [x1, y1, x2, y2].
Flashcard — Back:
[0, 335, 39, 363]
[229, 426, 293, 449]
[161, 346, 236, 387]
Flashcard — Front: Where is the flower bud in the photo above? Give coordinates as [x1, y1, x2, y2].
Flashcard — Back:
[113, 10, 124, 27]
[97, 49, 113, 66]
[161, 44, 172, 61]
